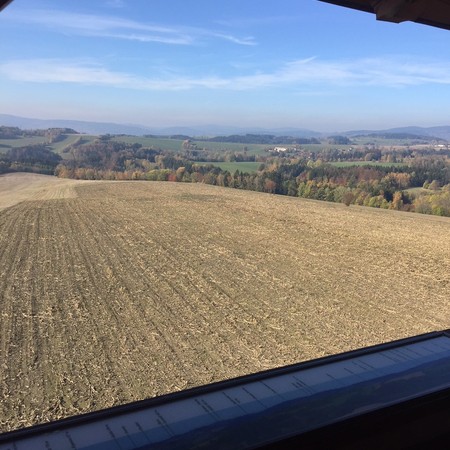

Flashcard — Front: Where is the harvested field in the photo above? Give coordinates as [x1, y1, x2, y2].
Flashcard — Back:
[0, 173, 90, 210]
[0, 174, 449, 432]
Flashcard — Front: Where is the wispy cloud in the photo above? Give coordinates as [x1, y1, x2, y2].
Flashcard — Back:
[5, 9, 256, 46]
[229, 57, 450, 89]
[210, 32, 256, 46]
[2, 56, 450, 91]
[215, 15, 302, 28]
[105, 0, 126, 8]
[0, 59, 228, 90]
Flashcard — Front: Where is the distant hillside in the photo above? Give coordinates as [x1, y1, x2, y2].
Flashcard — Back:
[354, 132, 444, 142]
[0, 114, 322, 138]
[345, 126, 450, 141]
[387, 126, 450, 140]
[196, 134, 320, 145]
[0, 114, 152, 136]
[1, 114, 449, 140]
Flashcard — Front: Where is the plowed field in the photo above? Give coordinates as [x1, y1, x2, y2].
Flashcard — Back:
[1, 174, 449, 432]
[0, 172, 88, 210]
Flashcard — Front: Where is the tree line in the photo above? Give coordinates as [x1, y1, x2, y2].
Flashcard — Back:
[52, 141, 450, 216]
[0, 144, 62, 175]
[1, 135, 449, 217]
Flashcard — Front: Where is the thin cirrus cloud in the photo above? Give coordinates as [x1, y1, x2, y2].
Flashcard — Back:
[4, 9, 256, 46]
[104, 0, 126, 8]
[215, 15, 302, 28]
[1, 57, 450, 91]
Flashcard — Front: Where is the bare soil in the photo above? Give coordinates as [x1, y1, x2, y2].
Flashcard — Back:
[0, 173, 90, 210]
[0, 174, 449, 432]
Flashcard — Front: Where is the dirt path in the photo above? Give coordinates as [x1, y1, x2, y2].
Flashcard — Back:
[0, 173, 91, 210]
[0, 178, 449, 432]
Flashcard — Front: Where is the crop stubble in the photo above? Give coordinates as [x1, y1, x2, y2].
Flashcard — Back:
[0, 175, 449, 431]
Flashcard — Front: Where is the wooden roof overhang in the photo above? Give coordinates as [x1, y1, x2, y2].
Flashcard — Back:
[319, 0, 450, 31]
[0, 0, 13, 12]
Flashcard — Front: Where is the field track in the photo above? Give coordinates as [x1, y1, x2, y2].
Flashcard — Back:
[0, 174, 449, 431]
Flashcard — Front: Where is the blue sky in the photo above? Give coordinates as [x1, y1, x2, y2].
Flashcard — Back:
[1, 0, 450, 132]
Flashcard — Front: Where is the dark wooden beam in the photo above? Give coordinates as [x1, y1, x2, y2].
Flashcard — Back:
[0, 0, 13, 12]
[372, 0, 429, 24]
[319, 0, 450, 31]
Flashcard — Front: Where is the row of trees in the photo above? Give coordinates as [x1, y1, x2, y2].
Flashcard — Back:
[2, 136, 449, 216]
[0, 144, 62, 174]
[55, 153, 450, 216]
[0, 126, 78, 140]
